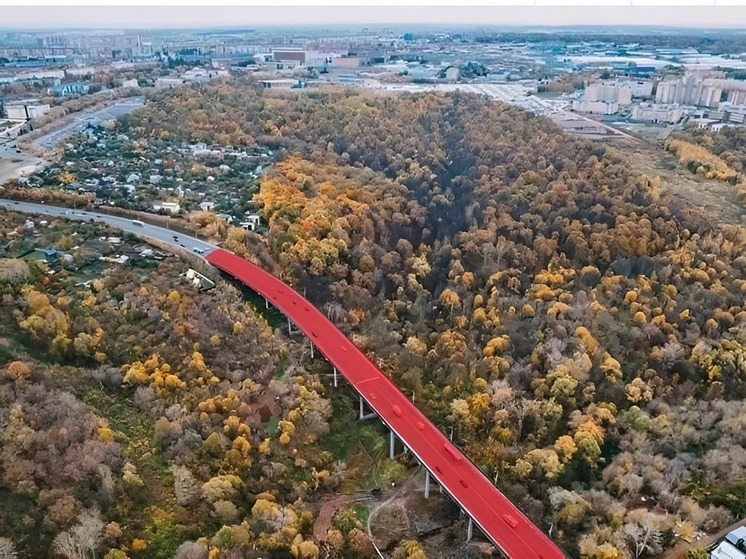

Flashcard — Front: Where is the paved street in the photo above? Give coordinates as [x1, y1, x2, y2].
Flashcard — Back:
[0, 198, 217, 257]
[33, 96, 145, 150]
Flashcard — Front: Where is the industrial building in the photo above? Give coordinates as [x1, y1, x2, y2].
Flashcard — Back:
[47, 82, 90, 97]
[271, 48, 311, 65]
[692, 103, 746, 127]
[4, 102, 50, 120]
[572, 99, 619, 115]
[155, 77, 186, 88]
[549, 113, 610, 136]
[152, 201, 181, 214]
[690, 118, 719, 130]
[260, 79, 305, 89]
[631, 104, 684, 124]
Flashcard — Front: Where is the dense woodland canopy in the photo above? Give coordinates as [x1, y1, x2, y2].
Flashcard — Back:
[0, 212, 346, 559]
[4, 79, 746, 559]
[125, 81, 746, 557]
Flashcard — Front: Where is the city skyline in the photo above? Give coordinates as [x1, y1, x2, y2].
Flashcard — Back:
[2, 5, 746, 30]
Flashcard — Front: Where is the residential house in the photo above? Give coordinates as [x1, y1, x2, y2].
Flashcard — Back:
[241, 214, 261, 231]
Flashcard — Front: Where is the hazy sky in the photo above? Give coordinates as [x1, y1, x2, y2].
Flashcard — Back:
[2, 5, 746, 30]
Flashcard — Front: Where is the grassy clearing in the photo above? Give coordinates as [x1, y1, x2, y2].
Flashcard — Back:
[323, 388, 387, 462]
[353, 503, 370, 526]
[322, 387, 393, 493]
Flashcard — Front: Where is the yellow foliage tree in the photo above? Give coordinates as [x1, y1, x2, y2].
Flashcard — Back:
[439, 288, 460, 311]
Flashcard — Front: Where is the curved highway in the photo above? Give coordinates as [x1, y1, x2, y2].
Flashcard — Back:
[1, 198, 565, 559]
[0, 198, 217, 255]
[207, 248, 565, 559]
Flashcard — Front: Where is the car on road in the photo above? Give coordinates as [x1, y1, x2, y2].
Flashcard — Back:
[192, 247, 205, 254]
[131, 219, 145, 227]
[15, 150, 21, 154]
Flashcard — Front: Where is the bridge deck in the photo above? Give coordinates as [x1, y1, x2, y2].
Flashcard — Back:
[206, 248, 565, 559]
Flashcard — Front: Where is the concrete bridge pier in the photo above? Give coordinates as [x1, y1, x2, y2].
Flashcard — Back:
[333, 366, 338, 388]
[359, 397, 377, 421]
[387, 430, 410, 459]
[389, 430, 396, 459]
[467, 517, 474, 542]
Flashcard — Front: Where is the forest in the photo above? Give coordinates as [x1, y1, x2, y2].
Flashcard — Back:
[4, 79, 746, 559]
[0, 209, 372, 559]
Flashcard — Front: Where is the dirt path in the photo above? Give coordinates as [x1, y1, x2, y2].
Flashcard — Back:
[310, 466, 426, 544]
[313, 495, 354, 540]
[367, 466, 423, 538]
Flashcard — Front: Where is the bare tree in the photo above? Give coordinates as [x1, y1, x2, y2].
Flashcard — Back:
[0, 539, 18, 559]
[174, 542, 209, 559]
[624, 510, 668, 559]
[52, 509, 104, 559]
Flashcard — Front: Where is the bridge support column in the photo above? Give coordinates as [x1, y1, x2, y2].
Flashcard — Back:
[389, 430, 396, 459]
[333, 367, 338, 388]
[265, 298, 269, 309]
[424, 470, 430, 499]
[307, 338, 314, 359]
[466, 518, 474, 542]
[359, 397, 376, 421]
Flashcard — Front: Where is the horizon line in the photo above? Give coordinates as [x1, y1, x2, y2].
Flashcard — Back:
[3, 22, 746, 31]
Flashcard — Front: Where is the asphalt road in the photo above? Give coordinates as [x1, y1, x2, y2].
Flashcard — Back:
[0, 198, 217, 257]
[34, 96, 145, 150]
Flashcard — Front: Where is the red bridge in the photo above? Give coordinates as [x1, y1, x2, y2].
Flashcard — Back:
[206, 248, 565, 559]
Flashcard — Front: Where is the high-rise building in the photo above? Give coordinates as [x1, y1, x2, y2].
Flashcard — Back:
[655, 74, 722, 107]
[585, 82, 633, 106]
